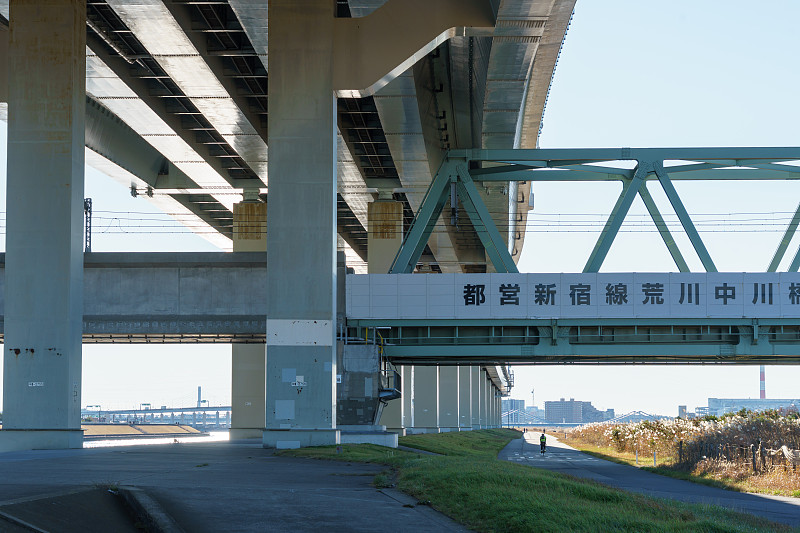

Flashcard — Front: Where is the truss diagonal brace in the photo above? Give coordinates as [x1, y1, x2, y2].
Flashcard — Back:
[455, 166, 518, 273]
[389, 163, 453, 273]
[583, 164, 648, 273]
[389, 162, 519, 274]
[769, 200, 800, 272]
[653, 162, 717, 272]
[638, 186, 689, 272]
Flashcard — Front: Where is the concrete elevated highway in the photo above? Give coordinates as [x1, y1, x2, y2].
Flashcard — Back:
[1, 0, 581, 451]
[2, 0, 797, 453]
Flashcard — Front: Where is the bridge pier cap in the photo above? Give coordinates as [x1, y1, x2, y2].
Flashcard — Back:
[264, 0, 494, 448]
[333, 0, 496, 97]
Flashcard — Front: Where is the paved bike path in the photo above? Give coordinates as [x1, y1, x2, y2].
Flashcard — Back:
[499, 433, 800, 528]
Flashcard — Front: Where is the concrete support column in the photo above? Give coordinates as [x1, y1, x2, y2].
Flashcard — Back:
[264, 0, 338, 448]
[410, 366, 439, 433]
[231, 199, 267, 439]
[457, 366, 472, 431]
[481, 369, 490, 429]
[488, 388, 494, 428]
[438, 366, 459, 432]
[497, 391, 502, 427]
[493, 387, 500, 427]
[379, 365, 404, 434]
[230, 197, 267, 440]
[470, 366, 481, 429]
[488, 385, 494, 428]
[0, 0, 86, 452]
[367, 200, 403, 274]
[370, 198, 404, 433]
[403, 366, 414, 429]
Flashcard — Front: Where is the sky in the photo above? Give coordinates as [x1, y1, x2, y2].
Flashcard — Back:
[512, 0, 800, 415]
[2, 0, 800, 415]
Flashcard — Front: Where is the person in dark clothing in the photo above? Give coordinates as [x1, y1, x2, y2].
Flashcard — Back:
[540, 432, 547, 455]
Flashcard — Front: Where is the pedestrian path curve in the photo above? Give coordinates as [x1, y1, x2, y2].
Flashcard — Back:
[499, 432, 800, 528]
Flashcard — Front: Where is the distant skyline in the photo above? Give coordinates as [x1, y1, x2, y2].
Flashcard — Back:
[2, 1, 800, 415]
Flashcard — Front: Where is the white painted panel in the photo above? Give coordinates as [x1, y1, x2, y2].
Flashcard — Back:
[455, 273, 492, 319]
[428, 274, 456, 318]
[668, 273, 706, 318]
[344, 273, 800, 320]
[743, 273, 781, 318]
[596, 273, 635, 318]
[370, 274, 398, 318]
[561, 273, 598, 318]
[490, 273, 527, 318]
[633, 273, 671, 318]
[707, 273, 744, 318]
[398, 274, 428, 318]
[527, 273, 560, 318]
[780, 272, 800, 318]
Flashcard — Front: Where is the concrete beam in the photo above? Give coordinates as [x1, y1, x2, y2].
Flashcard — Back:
[160, 0, 268, 146]
[86, 96, 198, 190]
[333, 0, 496, 97]
[86, 31, 253, 189]
[0, 252, 266, 340]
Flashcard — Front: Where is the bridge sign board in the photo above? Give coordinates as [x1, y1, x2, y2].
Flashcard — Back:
[346, 273, 800, 320]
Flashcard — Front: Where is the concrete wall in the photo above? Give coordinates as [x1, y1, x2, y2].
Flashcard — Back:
[0, 252, 267, 337]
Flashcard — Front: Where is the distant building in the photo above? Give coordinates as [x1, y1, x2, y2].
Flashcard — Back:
[526, 405, 544, 419]
[544, 398, 613, 424]
[502, 398, 526, 424]
[678, 405, 687, 419]
[545, 398, 582, 423]
[706, 398, 800, 416]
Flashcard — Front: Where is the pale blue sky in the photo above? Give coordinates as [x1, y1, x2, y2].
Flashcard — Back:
[2, 0, 800, 414]
[514, 0, 800, 415]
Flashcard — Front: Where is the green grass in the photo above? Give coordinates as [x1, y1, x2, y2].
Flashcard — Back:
[400, 428, 518, 457]
[278, 430, 793, 533]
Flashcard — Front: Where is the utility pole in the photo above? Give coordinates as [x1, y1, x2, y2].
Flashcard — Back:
[83, 198, 92, 252]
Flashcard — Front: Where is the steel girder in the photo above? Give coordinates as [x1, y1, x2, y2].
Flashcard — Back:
[395, 148, 800, 274]
[389, 161, 518, 273]
[347, 317, 800, 365]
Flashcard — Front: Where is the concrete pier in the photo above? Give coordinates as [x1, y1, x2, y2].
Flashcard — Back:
[1, 0, 87, 452]
[263, 0, 339, 448]
[230, 199, 267, 439]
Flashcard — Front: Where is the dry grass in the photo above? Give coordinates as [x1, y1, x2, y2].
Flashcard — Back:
[565, 411, 800, 498]
[693, 458, 800, 497]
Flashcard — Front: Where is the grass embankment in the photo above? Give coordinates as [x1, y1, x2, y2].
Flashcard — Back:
[280, 429, 791, 533]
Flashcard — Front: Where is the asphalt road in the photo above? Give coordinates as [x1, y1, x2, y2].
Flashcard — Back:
[0, 441, 467, 533]
[500, 433, 800, 528]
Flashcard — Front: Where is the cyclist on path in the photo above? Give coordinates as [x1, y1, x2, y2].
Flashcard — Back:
[540, 432, 547, 455]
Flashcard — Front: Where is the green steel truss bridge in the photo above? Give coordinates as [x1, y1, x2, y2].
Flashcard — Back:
[348, 147, 800, 366]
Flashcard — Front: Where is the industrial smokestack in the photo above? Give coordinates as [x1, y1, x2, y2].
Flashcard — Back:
[197, 386, 202, 407]
[760, 366, 766, 399]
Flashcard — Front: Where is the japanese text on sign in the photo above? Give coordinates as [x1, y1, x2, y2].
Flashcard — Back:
[346, 273, 800, 320]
